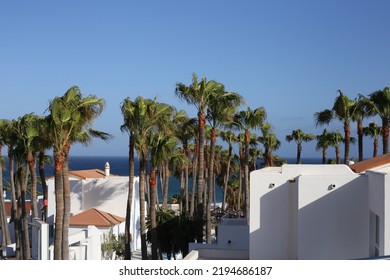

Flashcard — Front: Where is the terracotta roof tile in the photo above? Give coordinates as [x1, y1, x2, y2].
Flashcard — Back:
[69, 208, 125, 228]
[349, 154, 390, 173]
[68, 169, 119, 179]
[4, 201, 31, 218]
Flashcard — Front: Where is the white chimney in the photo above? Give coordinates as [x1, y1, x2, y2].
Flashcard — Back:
[105, 162, 110, 177]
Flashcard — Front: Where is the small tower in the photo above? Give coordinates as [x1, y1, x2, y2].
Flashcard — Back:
[105, 162, 110, 177]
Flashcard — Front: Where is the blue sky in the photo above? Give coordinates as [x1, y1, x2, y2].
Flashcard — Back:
[1, 0, 390, 160]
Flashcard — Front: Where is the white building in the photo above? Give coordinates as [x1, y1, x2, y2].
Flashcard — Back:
[44, 163, 141, 259]
[250, 154, 390, 260]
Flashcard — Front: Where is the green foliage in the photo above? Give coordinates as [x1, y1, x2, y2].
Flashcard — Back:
[146, 208, 202, 258]
[101, 230, 125, 260]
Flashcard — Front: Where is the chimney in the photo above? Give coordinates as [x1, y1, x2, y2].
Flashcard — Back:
[105, 162, 110, 177]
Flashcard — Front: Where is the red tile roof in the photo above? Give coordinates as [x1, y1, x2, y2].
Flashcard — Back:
[349, 154, 390, 173]
[68, 169, 109, 179]
[4, 201, 32, 218]
[69, 208, 125, 228]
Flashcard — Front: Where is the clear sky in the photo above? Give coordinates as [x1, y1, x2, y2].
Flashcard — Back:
[1, 0, 390, 160]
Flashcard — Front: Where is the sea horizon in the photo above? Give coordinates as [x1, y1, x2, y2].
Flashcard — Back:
[2, 155, 324, 202]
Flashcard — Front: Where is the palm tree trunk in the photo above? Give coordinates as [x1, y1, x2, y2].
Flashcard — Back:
[374, 138, 378, 157]
[296, 144, 302, 164]
[27, 151, 38, 219]
[125, 133, 134, 260]
[53, 149, 64, 260]
[237, 146, 243, 211]
[244, 130, 250, 224]
[336, 147, 341, 164]
[162, 163, 169, 209]
[8, 152, 20, 259]
[344, 123, 350, 164]
[322, 148, 327, 164]
[0, 145, 11, 246]
[206, 128, 216, 244]
[197, 112, 205, 229]
[20, 164, 30, 259]
[139, 157, 148, 260]
[15, 168, 23, 259]
[179, 167, 185, 213]
[184, 141, 189, 213]
[39, 150, 48, 222]
[190, 143, 198, 217]
[61, 145, 71, 260]
[222, 145, 232, 211]
[382, 120, 389, 154]
[358, 121, 364, 161]
[149, 168, 158, 260]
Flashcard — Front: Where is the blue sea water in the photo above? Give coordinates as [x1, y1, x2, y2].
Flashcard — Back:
[2, 156, 322, 202]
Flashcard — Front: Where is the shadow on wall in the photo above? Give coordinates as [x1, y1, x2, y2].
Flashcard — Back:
[82, 178, 128, 215]
[251, 176, 369, 260]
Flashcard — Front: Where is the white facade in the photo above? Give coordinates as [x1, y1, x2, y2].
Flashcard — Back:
[46, 172, 141, 253]
[250, 164, 376, 260]
[186, 217, 249, 260]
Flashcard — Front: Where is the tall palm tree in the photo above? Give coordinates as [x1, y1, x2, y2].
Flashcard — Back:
[35, 116, 52, 222]
[351, 96, 368, 161]
[131, 97, 173, 259]
[2, 119, 21, 259]
[220, 131, 237, 211]
[18, 113, 40, 219]
[285, 129, 315, 164]
[233, 107, 267, 224]
[360, 87, 390, 154]
[120, 97, 138, 260]
[258, 122, 281, 167]
[364, 121, 382, 158]
[176, 73, 221, 239]
[315, 90, 356, 164]
[205, 87, 243, 243]
[316, 129, 333, 164]
[148, 131, 178, 259]
[328, 130, 344, 164]
[48, 86, 107, 260]
[174, 115, 196, 213]
[0, 120, 11, 248]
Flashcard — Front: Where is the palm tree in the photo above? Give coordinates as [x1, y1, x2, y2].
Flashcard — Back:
[234, 107, 267, 224]
[48, 86, 107, 260]
[120, 97, 138, 260]
[351, 96, 368, 161]
[174, 115, 197, 213]
[315, 90, 356, 164]
[0, 120, 11, 248]
[285, 129, 315, 164]
[35, 116, 52, 222]
[205, 87, 243, 243]
[328, 130, 344, 164]
[364, 121, 382, 158]
[130, 97, 173, 259]
[316, 129, 333, 164]
[258, 123, 281, 167]
[148, 132, 178, 259]
[361, 87, 390, 154]
[18, 113, 40, 219]
[2, 119, 22, 259]
[175, 73, 221, 239]
[220, 131, 237, 211]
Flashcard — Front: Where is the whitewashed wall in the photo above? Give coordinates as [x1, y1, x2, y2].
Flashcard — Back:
[367, 170, 390, 257]
[250, 164, 369, 260]
[297, 174, 368, 259]
[47, 176, 141, 252]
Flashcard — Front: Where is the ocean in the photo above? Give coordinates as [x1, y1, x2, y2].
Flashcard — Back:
[2, 156, 323, 202]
